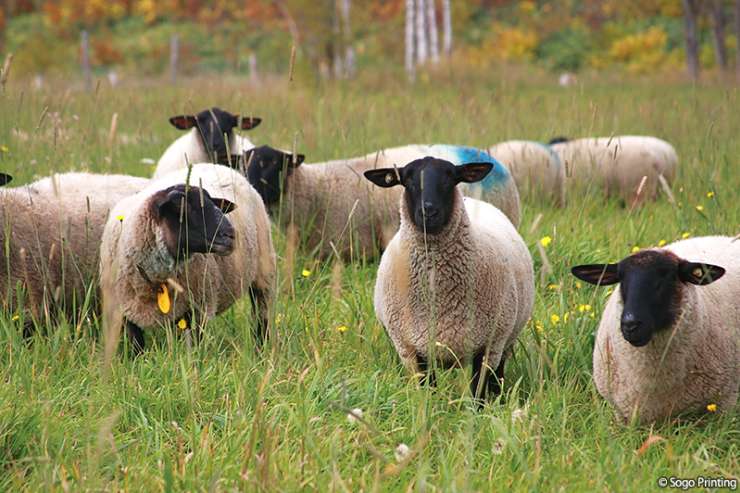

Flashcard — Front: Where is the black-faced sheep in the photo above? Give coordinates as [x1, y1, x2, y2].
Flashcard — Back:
[100, 164, 276, 351]
[364, 157, 534, 403]
[571, 236, 739, 423]
[153, 107, 261, 178]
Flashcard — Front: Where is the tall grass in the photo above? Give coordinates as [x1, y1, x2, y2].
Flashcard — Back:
[0, 70, 737, 490]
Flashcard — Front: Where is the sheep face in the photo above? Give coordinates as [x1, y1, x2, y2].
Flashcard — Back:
[168, 108, 262, 165]
[150, 184, 237, 261]
[244, 146, 305, 206]
[571, 250, 725, 347]
[363, 157, 492, 235]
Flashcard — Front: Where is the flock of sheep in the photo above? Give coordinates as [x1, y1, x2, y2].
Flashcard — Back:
[1, 106, 736, 425]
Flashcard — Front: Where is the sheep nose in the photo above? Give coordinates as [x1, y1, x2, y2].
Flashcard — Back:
[620, 312, 641, 335]
[422, 202, 439, 218]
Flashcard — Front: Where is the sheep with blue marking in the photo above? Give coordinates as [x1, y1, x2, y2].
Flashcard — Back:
[550, 135, 677, 204]
[153, 107, 262, 178]
[244, 144, 520, 260]
[571, 236, 739, 423]
[364, 157, 534, 403]
[488, 140, 565, 206]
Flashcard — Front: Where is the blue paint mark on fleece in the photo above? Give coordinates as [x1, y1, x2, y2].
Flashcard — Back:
[534, 141, 564, 169]
[427, 144, 511, 190]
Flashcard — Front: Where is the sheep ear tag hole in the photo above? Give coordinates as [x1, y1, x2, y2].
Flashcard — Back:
[157, 284, 171, 314]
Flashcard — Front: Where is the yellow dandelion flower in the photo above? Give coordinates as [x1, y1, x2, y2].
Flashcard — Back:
[706, 191, 714, 198]
[695, 205, 704, 212]
[539, 236, 552, 248]
[575, 281, 582, 289]
[631, 246, 640, 253]
[534, 321, 544, 334]
[11, 314, 20, 321]
[550, 314, 560, 325]
[658, 239, 667, 247]
[116, 214, 125, 222]
[336, 325, 349, 333]
[681, 232, 691, 239]
[578, 304, 592, 313]
[177, 318, 188, 330]
[547, 283, 560, 291]
[0, 145, 8, 153]
[706, 403, 717, 412]
[301, 269, 312, 278]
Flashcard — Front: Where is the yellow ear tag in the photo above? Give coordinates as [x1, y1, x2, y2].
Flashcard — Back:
[177, 318, 187, 330]
[157, 284, 171, 314]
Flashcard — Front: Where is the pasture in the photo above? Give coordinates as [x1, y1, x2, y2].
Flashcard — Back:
[0, 71, 738, 491]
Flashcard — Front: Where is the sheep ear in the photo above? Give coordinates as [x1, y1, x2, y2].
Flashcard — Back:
[548, 136, 569, 145]
[154, 188, 187, 216]
[289, 153, 305, 167]
[364, 168, 402, 188]
[169, 115, 197, 130]
[571, 264, 620, 286]
[456, 162, 493, 183]
[0, 173, 12, 186]
[240, 117, 262, 130]
[212, 197, 237, 214]
[678, 261, 725, 285]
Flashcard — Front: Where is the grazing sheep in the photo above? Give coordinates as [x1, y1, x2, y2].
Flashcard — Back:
[550, 135, 678, 204]
[488, 140, 565, 206]
[153, 107, 262, 178]
[571, 236, 740, 423]
[364, 157, 534, 402]
[100, 164, 276, 351]
[245, 144, 519, 260]
[0, 172, 149, 323]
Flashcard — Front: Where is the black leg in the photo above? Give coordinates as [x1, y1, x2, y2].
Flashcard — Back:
[22, 319, 36, 339]
[249, 286, 268, 349]
[125, 320, 145, 354]
[416, 353, 436, 387]
[490, 354, 506, 400]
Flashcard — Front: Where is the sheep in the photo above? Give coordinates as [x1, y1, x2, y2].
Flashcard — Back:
[549, 135, 678, 204]
[571, 236, 740, 423]
[488, 140, 565, 206]
[245, 143, 520, 260]
[153, 107, 262, 178]
[364, 157, 535, 402]
[100, 164, 276, 351]
[0, 172, 149, 325]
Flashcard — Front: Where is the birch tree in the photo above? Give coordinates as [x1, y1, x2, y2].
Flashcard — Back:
[441, 0, 452, 56]
[405, 0, 416, 78]
[415, 0, 428, 64]
[427, 0, 439, 63]
[339, 0, 355, 77]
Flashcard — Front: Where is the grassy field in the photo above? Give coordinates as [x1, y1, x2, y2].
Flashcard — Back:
[0, 69, 738, 491]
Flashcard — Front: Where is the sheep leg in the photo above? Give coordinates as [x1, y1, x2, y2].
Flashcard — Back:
[124, 320, 145, 353]
[471, 350, 506, 405]
[249, 285, 269, 349]
[415, 353, 436, 387]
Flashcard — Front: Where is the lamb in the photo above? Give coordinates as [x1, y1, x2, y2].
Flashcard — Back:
[100, 164, 276, 351]
[488, 140, 565, 206]
[364, 157, 534, 402]
[549, 135, 678, 204]
[571, 236, 740, 423]
[245, 143, 520, 260]
[0, 172, 149, 324]
[153, 107, 262, 178]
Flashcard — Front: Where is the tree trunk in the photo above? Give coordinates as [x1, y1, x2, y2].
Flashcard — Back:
[734, 0, 740, 78]
[441, 0, 452, 56]
[709, 0, 728, 71]
[426, 0, 439, 63]
[682, 0, 700, 80]
[339, 0, 355, 77]
[405, 0, 416, 79]
[415, 0, 428, 64]
[331, 0, 343, 78]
